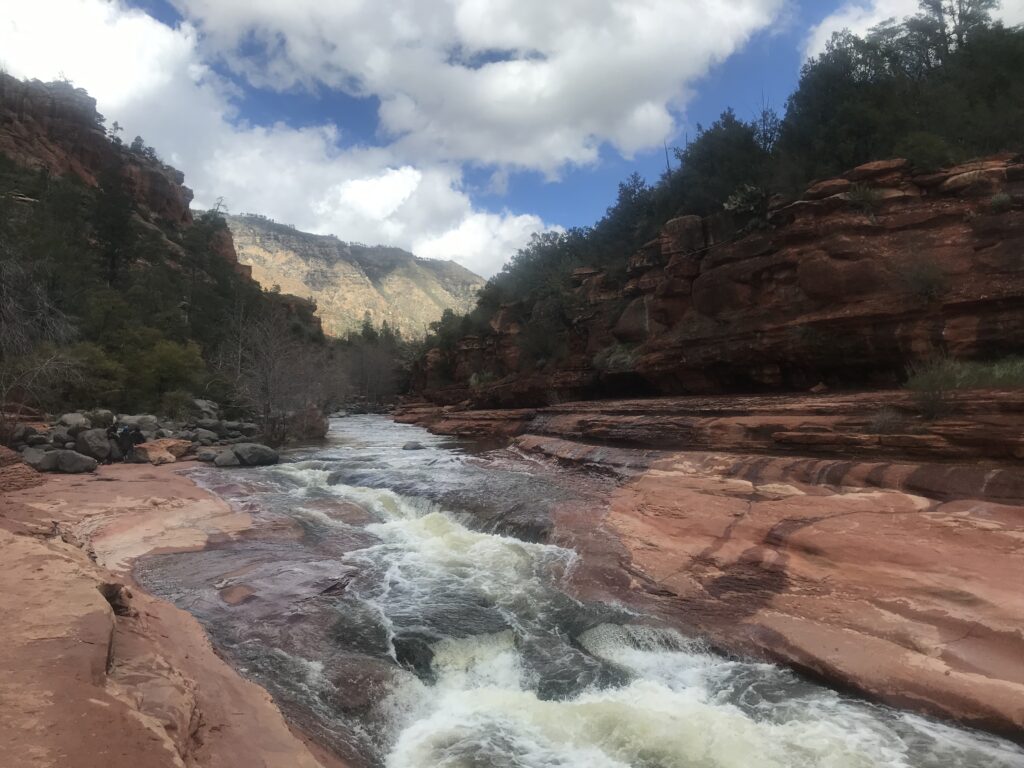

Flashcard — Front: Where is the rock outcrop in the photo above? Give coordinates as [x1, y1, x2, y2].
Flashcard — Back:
[226, 214, 485, 338]
[0, 73, 193, 226]
[416, 155, 1024, 406]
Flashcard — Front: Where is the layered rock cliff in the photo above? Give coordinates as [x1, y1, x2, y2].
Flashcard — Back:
[416, 155, 1024, 406]
[0, 73, 193, 226]
[226, 215, 485, 338]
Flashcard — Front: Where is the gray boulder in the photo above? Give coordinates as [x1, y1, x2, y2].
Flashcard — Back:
[194, 427, 219, 442]
[55, 450, 98, 473]
[85, 409, 114, 428]
[239, 423, 260, 437]
[193, 399, 219, 420]
[213, 450, 240, 467]
[118, 414, 160, 435]
[231, 443, 279, 466]
[23, 447, 57, 472]
[59, 413, 91, 431]
[402, 441, 425, 451]
[196, 418, 226, 436]
[26, 434, 49, 446]
[49, 427, 71, 446]
[196, 447, 219, 462]
[75, 428, 113, 460]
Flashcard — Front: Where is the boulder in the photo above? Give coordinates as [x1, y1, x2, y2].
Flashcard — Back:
[59, 413, 90, 431]
[193, 428, 219, 442]
[26, 434, 49, 446]
[239, 423, 260, 437]
[118, 414, 160, 435]
[193, 398, 219, 420]
[402, 441, 425, 451]
[85, 409, 114, 428]
[196, 418, 226, 436]
[196, 447, 219, 463]
[54, 450, 97, 474]
[49, 427, 71, 446]
[75, 428, 113, 460]
[22, 447, 57, 472]
[135, 439, 193, 466]
[231, 443, 279, 466]
[213, 450, 241, 467]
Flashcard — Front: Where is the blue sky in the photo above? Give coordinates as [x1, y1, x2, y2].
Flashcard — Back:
[6, 1, 1020, 275]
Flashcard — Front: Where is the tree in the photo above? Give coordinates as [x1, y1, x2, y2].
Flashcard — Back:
[0, 248, 77, 437]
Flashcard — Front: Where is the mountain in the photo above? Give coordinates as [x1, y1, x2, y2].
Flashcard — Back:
[226, 215, 485, 338]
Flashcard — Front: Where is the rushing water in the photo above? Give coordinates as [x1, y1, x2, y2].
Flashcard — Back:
[136, 416, 1024, 768]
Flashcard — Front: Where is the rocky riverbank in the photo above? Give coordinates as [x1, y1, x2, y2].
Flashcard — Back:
[0, 460, 347, 768]
[394, 394, 1024, 738]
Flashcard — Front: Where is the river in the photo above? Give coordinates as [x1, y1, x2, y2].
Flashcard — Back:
[136, 416, 1024, 768]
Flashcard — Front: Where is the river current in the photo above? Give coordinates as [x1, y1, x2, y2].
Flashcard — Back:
[136, 416, 1024, 768]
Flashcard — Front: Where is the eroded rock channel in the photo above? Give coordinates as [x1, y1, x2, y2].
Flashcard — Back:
[137, 416, 1024, 767]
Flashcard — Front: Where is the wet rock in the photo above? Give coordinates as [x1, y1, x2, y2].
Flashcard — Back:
[392, 632, 437, 680]
[231, 443, 279, 466]
[75, 428, 113, 460]
[213, 450, 241, 467]
[402, 441, 425, 451]
[196, 447, 219, 462]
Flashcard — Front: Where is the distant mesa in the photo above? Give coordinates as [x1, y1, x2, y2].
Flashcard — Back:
[226, 214, 485, 338]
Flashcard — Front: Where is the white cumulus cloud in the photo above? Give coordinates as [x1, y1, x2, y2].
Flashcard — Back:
[171, 0, 786, 174]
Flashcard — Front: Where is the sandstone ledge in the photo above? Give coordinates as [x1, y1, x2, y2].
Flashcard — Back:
[0, 463, 346, 768]
[526, 434, 1024, 738]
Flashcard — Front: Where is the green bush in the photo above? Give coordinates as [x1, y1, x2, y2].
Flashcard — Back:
[902, 260, 949, 302]
[905, 355, 959, 418]
[865, 406, 910, 434]
[846, 183, 883, 214]
[905, 355, 1024, 418]
[895, 132, 953, 173]
[990, 193, 1013, 214]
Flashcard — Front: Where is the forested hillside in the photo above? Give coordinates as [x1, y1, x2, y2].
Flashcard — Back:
[417, 3, 1024, 404]
[0, 74, 407, 433]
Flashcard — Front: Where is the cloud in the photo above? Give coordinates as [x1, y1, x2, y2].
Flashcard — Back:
[0, 0, 786, 277]
[806, 0, 1024, 58]
[171, 0, 786, 175]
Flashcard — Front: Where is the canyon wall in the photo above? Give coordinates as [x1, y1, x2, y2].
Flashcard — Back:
[0, 73, 193, 226]
[416, 155, 1024, 406]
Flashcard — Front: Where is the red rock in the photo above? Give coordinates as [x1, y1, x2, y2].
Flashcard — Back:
[135, 439, 194, 465]
[804, 178, 851, 199]
[846, 158, 909, 180]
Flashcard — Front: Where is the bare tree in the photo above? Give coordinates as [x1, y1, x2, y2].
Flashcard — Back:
[216, 310, 345, 444]
[0, 252, 78, 440]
